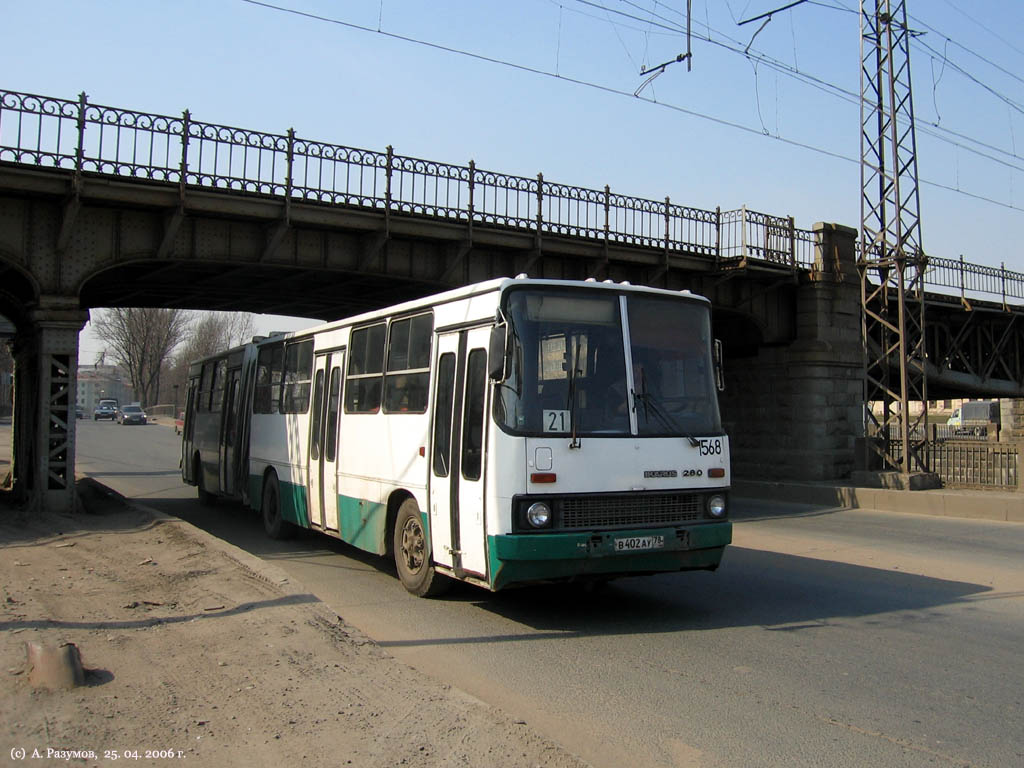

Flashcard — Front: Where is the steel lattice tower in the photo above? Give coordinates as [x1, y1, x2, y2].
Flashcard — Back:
[859, 0, 929, 474]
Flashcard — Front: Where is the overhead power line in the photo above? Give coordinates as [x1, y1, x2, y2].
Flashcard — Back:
[236, 0, 1024, 213]
[595, 0, 1024, 170]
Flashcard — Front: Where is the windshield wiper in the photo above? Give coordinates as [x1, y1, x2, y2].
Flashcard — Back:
[633, 373, 700, 447]
[566, 338, 582, 449]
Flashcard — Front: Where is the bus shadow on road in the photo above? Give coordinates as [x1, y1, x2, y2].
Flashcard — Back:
[470, 546, 994, 636]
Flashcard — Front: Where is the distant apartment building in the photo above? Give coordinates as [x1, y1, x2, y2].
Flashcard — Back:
[77, 365, 133, 413]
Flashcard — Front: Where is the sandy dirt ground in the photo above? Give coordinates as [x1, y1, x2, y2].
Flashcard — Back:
[1, 482, 590, 767]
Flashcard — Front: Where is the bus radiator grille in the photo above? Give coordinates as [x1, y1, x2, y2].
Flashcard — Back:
[561, 494, 701, 530]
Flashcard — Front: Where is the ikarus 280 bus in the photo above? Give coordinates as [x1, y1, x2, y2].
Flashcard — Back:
[182, 276, 732, 596]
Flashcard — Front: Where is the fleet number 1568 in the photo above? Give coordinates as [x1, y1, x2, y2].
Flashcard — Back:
[698, 438, 723, 456]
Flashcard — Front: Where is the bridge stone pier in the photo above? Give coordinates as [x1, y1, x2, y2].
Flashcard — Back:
[5, 299, 88, 514]
[719, 223, 863, 481]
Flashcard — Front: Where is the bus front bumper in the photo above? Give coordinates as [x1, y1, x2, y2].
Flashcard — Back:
[486, 521, 732, 591]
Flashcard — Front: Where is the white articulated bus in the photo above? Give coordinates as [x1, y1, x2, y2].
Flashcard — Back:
[181, 276, 732, 596]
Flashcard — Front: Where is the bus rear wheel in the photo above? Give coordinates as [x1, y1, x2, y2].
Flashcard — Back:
[262, 472, 294, 540]
[393, 498, 449, 598]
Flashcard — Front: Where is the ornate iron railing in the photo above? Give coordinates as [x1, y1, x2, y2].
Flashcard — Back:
[926, 255, 1024, 305]
[2, 87, 1022, 304]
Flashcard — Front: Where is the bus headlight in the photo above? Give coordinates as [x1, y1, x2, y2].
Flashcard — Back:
[526, 502, 552, 528]
[707, 494, 727, 518]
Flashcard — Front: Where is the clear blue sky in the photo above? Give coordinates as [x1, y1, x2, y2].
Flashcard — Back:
[3, 0, 1022, 357]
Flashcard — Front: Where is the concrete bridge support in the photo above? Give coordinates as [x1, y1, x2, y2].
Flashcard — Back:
[722, 223, 862, 481]
[1002, 400, 1024, 442]
[8, 298, 88, 513]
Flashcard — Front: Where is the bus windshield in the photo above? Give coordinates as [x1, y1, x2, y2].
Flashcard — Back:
[494, 287, 722, 437]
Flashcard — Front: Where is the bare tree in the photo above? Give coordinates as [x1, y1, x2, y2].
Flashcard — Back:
[175, 311, 256, 366]
[164, 312, 257, 406]
[91, 308, 190, 407]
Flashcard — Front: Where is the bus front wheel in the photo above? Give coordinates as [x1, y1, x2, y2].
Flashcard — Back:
[393, 498, 449, 598]
[262, 473, 294, 540]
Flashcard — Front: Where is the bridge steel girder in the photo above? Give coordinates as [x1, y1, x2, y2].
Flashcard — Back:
[924, 301, 1024, 398]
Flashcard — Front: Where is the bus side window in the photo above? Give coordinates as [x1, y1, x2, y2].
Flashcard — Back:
[309, 367, 326, 461]
[254, 343, 283, 414]
[198, 362, 215, 413]
[281, 340, 313, 414]
[210, 359, 227, 413]
[324, 366, 342, 463]
[461, 349, 487, 481]
[345, 323, 386, 413]
[384, 313, 432, 413]
[432, 353, 456, 477]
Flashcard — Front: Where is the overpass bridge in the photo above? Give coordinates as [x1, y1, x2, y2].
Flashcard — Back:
[1, 88, 1022, 511]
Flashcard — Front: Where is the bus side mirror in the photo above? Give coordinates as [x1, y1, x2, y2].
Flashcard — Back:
[488, 325, 508, 381]
[714, 339, 725, 392]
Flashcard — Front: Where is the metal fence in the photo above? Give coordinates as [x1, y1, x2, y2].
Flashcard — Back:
[878, 427, 1019, 489]
[927, 441, 1019, 490]
[926, 255, 1024, 306]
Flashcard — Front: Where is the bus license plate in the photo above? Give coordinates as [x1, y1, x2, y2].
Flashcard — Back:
[614, 535, 665, 552]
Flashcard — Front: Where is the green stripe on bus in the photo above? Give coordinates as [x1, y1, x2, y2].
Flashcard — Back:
[280, 480, 310, 528]
[337, 495, 388, 555]
[248, 475, 387, 555]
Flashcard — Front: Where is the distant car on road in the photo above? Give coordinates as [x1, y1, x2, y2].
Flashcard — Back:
[117, 404, 147, 425]
[94, 399, 118, 420]
[75, 406, 84, 419]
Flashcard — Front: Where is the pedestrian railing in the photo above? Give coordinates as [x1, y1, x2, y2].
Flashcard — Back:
[871, 424, 1018, 490]
[926, 441, 1019, 490]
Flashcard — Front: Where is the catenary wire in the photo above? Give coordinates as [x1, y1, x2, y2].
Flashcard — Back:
[236, 0, 1024, 213]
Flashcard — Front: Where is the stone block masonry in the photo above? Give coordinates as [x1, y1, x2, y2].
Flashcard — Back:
[721, 223, 862, 482]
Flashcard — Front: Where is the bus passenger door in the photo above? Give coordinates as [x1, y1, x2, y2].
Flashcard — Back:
[430, 328, 489, 578]
[219, 369, 241, 496]
[181, 380, 197, 483]
[308, 353, 342, 532]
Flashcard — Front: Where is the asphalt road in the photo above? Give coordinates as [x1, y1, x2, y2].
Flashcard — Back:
[72, 419, 1024, 768]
